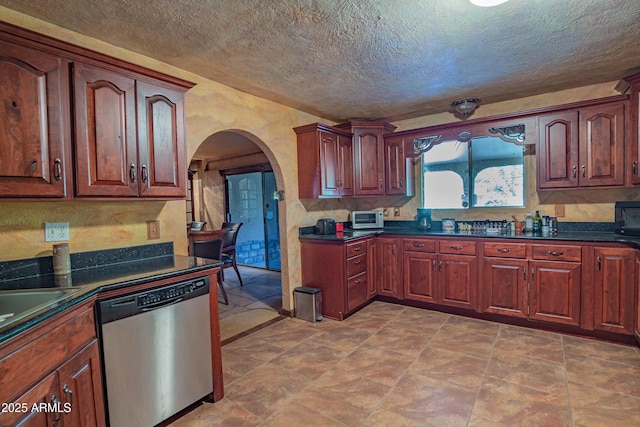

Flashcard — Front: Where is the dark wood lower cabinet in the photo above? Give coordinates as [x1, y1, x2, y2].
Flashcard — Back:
[593, 247, 635, 334]
[376, 237, 402, 299]
[529, 260, 582, 326]
[483, 257, 528, 318]
[439, 254, 478, 310]
[0, 303, 106, 427]
[58, 341, 106, 427]
[403, 251, 437, 303]
[302, 235, 639, 343]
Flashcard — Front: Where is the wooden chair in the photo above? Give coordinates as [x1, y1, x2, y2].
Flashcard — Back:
[221, 222, 244, 286]
[191, 238, 229, 305]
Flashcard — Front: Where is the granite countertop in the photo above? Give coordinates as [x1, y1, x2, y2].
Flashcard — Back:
[299, 226, 640, 248]
[0, 244, 222, 344]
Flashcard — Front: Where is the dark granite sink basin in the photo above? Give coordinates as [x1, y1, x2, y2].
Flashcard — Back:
[0, 289, 77, 325]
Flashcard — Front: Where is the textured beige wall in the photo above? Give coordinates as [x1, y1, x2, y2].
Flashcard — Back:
[1, 7, 638, 314]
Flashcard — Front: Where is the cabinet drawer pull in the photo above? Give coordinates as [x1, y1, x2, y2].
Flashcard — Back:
[597, 256, 601, 271]
[572, 165, 577, 178]
[353, 246, 361, 252]
[547, 251, 564, 256]
[379, 178, 383, 188]
[582, 165, 586, 178]
[355, 279, 361, 284]
[634, 161, 638, 175]
[413, 242, 425, 248]
[450, 245, 463, 250]
[53, 158, 63, 181]
[392, 244, 396, 255]
[497, 248, 511, 253]
[130, 164, 137, 183]
[523, 267, 526, 280]
[354, 260, 361, 265]
[438, 260, 442, 272]
[432, 259, 436, 270]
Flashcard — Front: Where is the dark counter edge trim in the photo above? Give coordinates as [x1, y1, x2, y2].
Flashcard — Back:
[0, 260, 223, 344]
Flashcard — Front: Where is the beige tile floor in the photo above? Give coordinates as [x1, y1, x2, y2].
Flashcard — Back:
[172, 300, 640, 427]
[216, 266, 283, 342]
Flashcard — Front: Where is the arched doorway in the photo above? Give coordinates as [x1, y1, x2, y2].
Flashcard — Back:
[189, 129, 287, 341]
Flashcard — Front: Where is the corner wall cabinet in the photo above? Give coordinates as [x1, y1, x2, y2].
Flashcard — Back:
[0, 22, 193, 200]
[295, 123, 354, 198]
[295, 121, 413, 198]
[537, 99, 627, 190]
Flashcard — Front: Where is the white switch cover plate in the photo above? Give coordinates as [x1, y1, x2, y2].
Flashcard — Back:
[45, 222, 69, 242]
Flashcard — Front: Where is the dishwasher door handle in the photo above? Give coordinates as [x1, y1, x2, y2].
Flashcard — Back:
[140, 296, 184, 312]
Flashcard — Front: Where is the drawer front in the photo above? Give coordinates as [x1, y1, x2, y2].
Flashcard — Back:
[347, 271, 368, 311]
[403, 238, 436, 253]
[346, 240, 367, 258]
[532, 244, 581, 262]
[483, 242, 527, 259]
[439, 239, 476, 255]
[347, 253, 367, 277]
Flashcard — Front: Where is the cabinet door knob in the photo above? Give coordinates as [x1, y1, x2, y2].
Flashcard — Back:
[572, 165, 577, 178]
[633, 161, 638, 175]
[130, 164, 137, 183]
[582, 165, 586, 178]
[597, 256, 601, 271]
[399, 179, 403, 188]
[53, 158, 63, 181]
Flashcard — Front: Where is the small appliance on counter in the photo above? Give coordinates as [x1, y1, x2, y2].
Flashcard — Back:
[615, 201, 640, 236]
[417, 208, 431, 230]
[314, 218, 336, 235]
[351, 210, 384, 229]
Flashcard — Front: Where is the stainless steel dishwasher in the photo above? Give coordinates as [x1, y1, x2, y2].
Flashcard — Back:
[97, 276, 212, 427]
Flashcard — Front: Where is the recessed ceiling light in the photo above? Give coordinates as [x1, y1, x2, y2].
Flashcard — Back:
[469, 0, 509, 6]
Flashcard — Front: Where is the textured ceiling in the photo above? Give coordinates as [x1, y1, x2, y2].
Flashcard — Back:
[2, 0, 640, 122]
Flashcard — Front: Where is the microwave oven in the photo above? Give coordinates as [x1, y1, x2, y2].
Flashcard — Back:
[614, 201, 640, 236]
[351, 210, 384, 229]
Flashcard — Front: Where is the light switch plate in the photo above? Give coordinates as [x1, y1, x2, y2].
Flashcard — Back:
[45, 222, 69, 242]
[555, 204, 565, 217]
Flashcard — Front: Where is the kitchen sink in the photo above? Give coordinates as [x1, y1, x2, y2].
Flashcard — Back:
[0, 288, 78, 325]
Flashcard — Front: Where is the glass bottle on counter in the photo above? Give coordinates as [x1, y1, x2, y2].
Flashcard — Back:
[533, 210, 542, 233]
[525, 213, 533, 233]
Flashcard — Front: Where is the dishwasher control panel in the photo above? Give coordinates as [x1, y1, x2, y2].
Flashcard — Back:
[97, 276, 210, 324]
[138, 279, 207, 307]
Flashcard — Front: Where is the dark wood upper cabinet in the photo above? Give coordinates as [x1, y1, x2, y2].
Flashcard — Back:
[74, 64, 187, 198]
[538, 100, 626, 190]
[295, 124, 354, 198]
[579, 102, 625, 187]
[0, 39, 71, 198]
[0, 22, 193, 200]
[73, 63, 138, 197]
[384, 134, 414, 196]
[353, 127, 384, 196]
[136, 81, 186, 198]
[538, 111, 579, 189]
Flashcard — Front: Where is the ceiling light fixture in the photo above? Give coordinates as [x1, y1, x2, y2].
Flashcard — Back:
[469, 0, 509, 6]
[451, 98, 481, 118]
